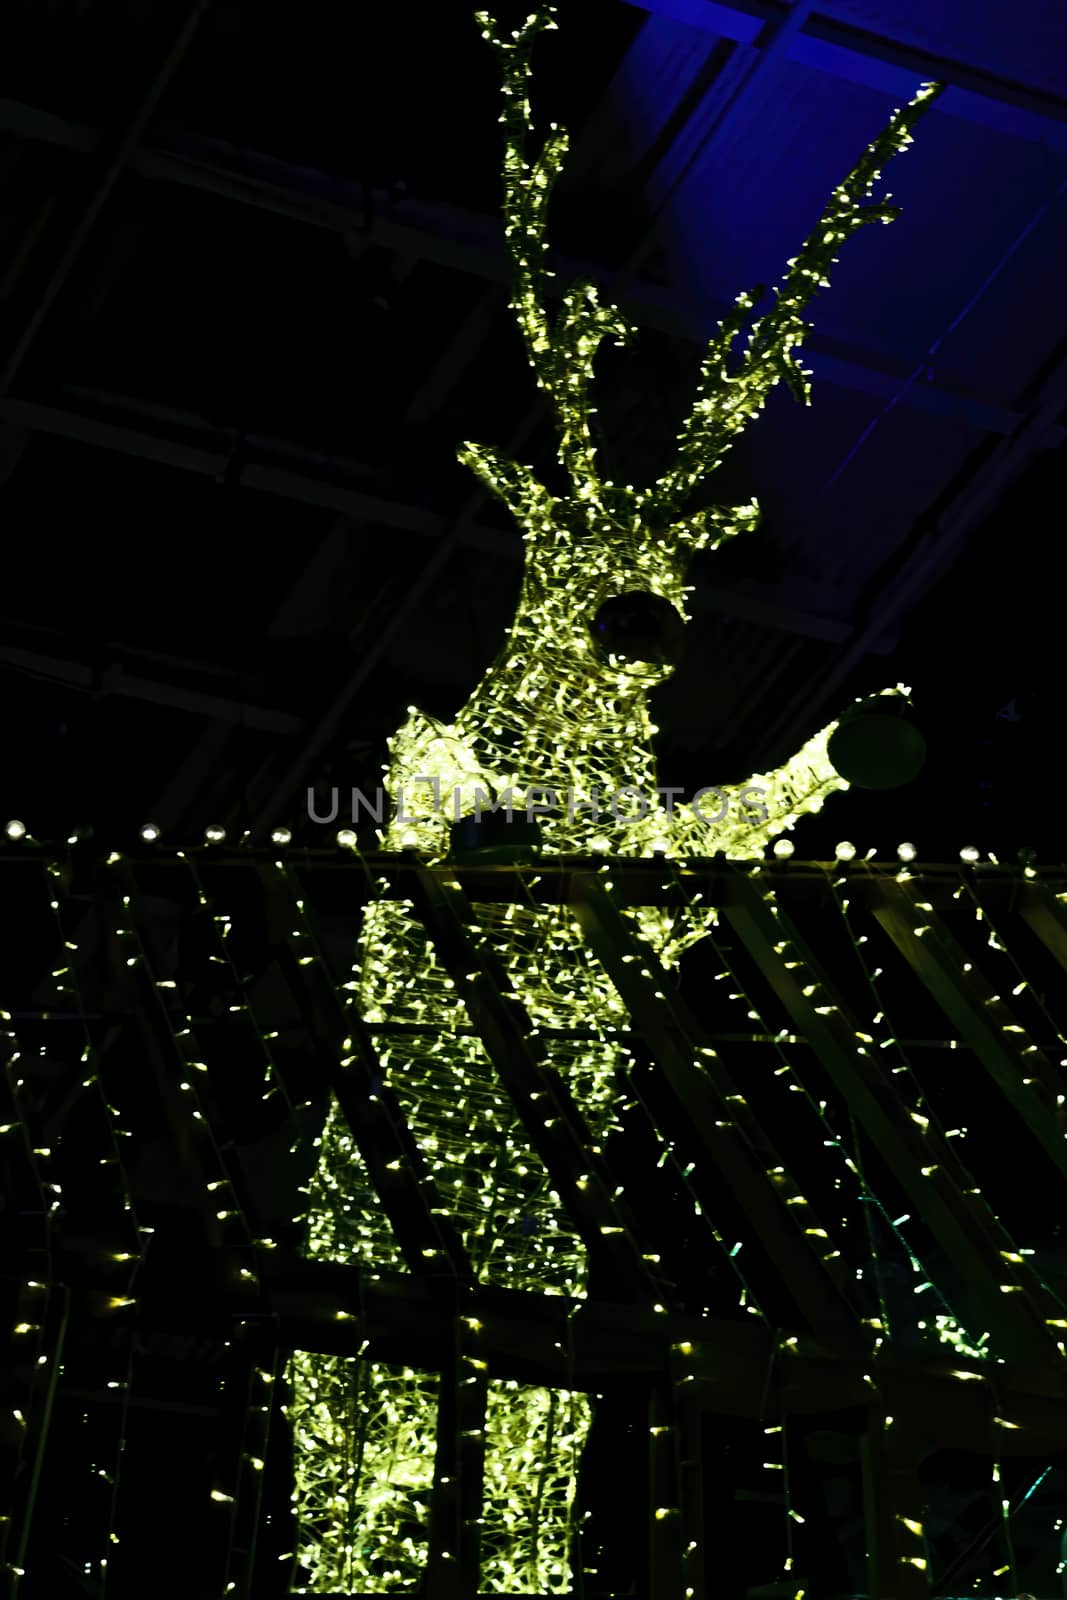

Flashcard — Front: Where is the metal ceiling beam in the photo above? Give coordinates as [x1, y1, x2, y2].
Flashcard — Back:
[621, 0, 817, 283]
[124, 157, 1054, 441]
[0, 2, 212, 397]
[758, 344, 1067, 754]
[0, 394, 420, 528]
[0, 395, 885, 657]
[0, 641, 303, 734]
[622, 0, 1067, 151]
[0, 99, 1039, 441]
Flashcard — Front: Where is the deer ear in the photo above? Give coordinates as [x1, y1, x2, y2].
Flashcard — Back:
[457, 442, 555, 539]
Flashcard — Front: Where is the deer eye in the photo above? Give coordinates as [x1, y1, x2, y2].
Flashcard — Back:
[589, 591, 685, 667]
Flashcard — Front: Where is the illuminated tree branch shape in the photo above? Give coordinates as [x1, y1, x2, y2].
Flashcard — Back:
[287, 10, 943, 1592]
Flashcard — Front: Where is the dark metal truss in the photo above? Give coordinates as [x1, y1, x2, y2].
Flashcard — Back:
[4, 849, 1067, 1597]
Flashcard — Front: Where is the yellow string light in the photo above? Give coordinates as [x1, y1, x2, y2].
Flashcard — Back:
[289, 8, 943, 1590]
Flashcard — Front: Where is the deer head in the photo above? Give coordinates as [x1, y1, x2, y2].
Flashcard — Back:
[381, 7, 940, 860]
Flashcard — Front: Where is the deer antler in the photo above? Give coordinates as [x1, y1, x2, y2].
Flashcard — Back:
[473, 7, 943, 556]
[474, 7, 636, 505]
[648, 79, 945, 519]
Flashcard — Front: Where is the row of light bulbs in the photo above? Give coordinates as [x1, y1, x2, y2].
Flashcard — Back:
[1, 819, 1041, 863]
[3, 819, 292, 847]
[773, 838, 1023, 864]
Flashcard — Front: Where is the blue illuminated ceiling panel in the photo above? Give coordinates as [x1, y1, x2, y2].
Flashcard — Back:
[803, 0, 1067, 98]
[606, 0, 1067, 608]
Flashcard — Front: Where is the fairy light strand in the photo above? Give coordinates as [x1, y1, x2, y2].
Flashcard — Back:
[6, 858, 148, 1594]
[834, 862, 1067, 1343]
[685, 872, 978, 1350]
[4, 838, 1066, 1588]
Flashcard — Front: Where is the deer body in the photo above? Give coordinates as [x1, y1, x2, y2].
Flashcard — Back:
[287, 11, 940, 1590]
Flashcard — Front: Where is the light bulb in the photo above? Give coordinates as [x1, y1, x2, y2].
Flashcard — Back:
[271, 827, 292, 846]
[897, 841, 917, 861]
[205, 825, 226, 843]
[835, 840, 857, 861]
[337, 830, 357, 848]
[4, 820, 26, 840]
[772, 838, 794, 858]
[140, 823, 160, 842]
[960, 845, 980, 863]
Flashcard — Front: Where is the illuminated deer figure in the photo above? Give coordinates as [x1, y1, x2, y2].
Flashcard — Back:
[288, 9, 941, 1592]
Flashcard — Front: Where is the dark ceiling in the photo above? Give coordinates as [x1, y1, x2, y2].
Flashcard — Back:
[2, 0, 1066, 859]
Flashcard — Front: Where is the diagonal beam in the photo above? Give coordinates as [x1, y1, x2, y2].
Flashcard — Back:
[1016, 878, 1067, 980]
[407, 864, 670, 1304]
[570, 873, 868, 1339]
[719, 869, 1064, 1363]
[0, 4, 212, 396]
[0, 641, 303, 735]
[868, 876, 1067, 1183]
[251, 861, 473, 1279]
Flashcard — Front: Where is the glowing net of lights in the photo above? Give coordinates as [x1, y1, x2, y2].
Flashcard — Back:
[287, 7, 942, 1591]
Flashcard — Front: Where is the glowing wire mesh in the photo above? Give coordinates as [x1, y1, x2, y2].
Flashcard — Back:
[287, 7, 942, 1590]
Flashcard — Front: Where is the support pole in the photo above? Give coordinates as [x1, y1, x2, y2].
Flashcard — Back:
[424, 1293, 489, 1600]
[860, 1409, 929, 1600]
